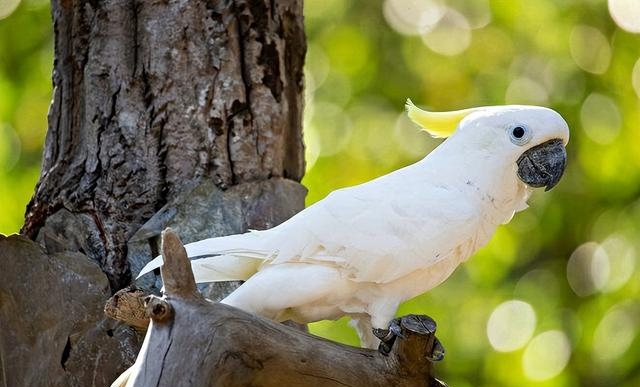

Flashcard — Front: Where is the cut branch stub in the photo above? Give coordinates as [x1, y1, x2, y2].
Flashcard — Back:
[160, 228, 201, 300]
[389, 315, 446, 384]
[104, 285, 150, 331]
[144, 296, 173, 323]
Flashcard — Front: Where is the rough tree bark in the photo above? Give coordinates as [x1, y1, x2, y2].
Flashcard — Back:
[22, 0, 306, 292]
[2, 0, 306, 385]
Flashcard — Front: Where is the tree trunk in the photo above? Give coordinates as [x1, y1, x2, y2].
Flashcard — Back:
[22, 0, 306, 292]
[2, 0, 306, 385]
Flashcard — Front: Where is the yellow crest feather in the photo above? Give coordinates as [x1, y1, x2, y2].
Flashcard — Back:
[405, 99, 481, 138]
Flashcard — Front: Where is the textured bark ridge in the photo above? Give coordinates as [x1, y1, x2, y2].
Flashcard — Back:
[116, 229, 447, 387]
[22, 0, 306, 292]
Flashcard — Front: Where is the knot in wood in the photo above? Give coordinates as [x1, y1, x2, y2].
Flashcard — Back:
[104, 286, 150, 331]
[144, 295, 173, 322]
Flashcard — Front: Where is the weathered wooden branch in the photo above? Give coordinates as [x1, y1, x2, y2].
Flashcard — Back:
[118, 229, 447, 387]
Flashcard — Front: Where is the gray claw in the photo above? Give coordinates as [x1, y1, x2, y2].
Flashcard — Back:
[374, 318, 404, 355]
[372, 327, 394, 342]
[430, 377, 448, 387]
[427, 337, 445, 362]
[389, 321, 406, 339]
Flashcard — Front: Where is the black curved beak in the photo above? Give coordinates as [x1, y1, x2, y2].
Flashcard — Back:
[516, 139, 567, 191]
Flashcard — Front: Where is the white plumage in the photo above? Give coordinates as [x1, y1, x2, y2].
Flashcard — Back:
[138, 101, 569, 347]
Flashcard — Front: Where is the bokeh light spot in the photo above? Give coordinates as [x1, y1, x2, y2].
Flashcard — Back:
[308, 102, 352, 157]
[487, 300, 536, 352]
[421, 7, 471, 56]
[505, 77, 549, 105]
[0, 123, 22, 172]
[632, 57, 640, 99]
[514, 269, 559, 305]
[323, 26, 371, 76]
[383, 0, 445, 36]
[0, 0, 21, 19]
[303, 120, 321, 172]
[608, 0, 640, 33]
[313, 70, 352, 106]
[600, 235, 636, 292]
[522, 330, 572, 381]
[305, 43, 330, 93]
[566, 242, 610, 297]
[349, 103, 399, 165]
[570, 25, 611, 74]
[454, 0, 491, 29]
[579, 93, 621, 145]
[593, 302, 637, 362]
[305, 0, 347, 24]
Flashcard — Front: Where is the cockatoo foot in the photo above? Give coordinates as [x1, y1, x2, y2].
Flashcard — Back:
[427, 337, 445, 362]
[373, 318, 404, 355]
[373, 317, 445, 361]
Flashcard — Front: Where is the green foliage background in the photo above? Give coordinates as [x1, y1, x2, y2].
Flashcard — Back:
[1, 0, 639, 386]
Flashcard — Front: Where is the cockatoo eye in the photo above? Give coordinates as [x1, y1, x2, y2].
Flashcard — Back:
[508, 124, 532, 146]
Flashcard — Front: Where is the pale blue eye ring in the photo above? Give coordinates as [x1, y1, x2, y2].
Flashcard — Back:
[508, 124, 532, 146]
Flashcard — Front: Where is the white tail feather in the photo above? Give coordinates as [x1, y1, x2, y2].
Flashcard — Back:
[191, 255, 263, 283]
[136, 231, 271, 280]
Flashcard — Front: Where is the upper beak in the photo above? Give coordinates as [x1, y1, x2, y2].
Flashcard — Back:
[516, 139, 567, 191]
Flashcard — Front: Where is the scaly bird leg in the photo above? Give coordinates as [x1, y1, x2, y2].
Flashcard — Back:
[373, 317, 445, 361]
[373, 317, 404, 355]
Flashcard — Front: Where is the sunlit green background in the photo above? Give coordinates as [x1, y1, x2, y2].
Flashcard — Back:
[2, 0, 640, 386]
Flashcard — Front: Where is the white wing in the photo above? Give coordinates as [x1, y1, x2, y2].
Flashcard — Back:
[139, 161, 489, 285]
[260, 165, 486, 284]
[137, 231, 271, 279]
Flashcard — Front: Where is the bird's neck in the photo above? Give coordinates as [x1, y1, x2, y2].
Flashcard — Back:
[422, 139, 532, 225]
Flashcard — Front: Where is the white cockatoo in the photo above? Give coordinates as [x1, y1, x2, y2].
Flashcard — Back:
[137, 100, 569, 348]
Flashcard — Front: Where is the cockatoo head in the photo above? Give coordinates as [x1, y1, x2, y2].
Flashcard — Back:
[406, 100, 569, 191]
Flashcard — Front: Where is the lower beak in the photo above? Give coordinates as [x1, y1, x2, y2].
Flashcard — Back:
[516, 139, 567, 191]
